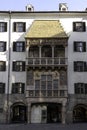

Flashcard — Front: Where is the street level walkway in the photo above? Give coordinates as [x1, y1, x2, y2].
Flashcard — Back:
[0, 123, 87, 130]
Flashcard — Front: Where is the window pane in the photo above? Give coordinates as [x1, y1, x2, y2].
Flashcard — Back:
[41, 81, 46, 90]
[47, 81, 52, 90]
[35, 80, 40, 90]
[53, 79, 58, 89]
[0, 61, 6, 71]
[0, 22, 7, 32]
[0, 42, 6, 52]
[73, 22, 86, 32]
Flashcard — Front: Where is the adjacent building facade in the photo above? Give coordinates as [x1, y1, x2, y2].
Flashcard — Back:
[0, 4, 87, 124]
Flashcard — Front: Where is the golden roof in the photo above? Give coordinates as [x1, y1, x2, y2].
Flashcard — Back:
[25, 20, 68, 38]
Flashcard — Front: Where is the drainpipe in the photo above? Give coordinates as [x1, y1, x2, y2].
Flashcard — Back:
[6, 11, 11, 123]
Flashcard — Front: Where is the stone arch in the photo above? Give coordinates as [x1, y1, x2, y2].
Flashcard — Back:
[73, 104, 87, 123]
[10, 102, 27, 123]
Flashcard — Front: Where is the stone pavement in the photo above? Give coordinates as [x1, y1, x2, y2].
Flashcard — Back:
[0, 123, 87, 130]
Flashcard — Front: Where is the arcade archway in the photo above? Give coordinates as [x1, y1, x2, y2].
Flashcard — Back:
[73, 104, 87, 123]
[10, 102, 27, 123]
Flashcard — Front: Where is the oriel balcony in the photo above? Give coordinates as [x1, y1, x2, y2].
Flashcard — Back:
[26, 45, 67, 68]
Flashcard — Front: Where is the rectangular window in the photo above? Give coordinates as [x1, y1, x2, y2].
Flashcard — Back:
[13, 22, 26, 32]
[0, 22, 7, 32]
[0, 61, 6, 71]
[12, 61, 25, 71]
[12, 83, 25, 94]
[0, 41, 6, 52]
[13, 41, 25, 52]
[73, 22, 86, 32]
[74, 61, 87, 72]
[74, 83, 85, 94]
[74, 41, 86, 52]
[74, 61, 84, 72]
[0, 83, 5, 94]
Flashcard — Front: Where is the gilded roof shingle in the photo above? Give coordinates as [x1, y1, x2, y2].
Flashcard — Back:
[25, 20, 68, 38]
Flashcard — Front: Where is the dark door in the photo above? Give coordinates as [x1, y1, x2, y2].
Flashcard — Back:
[12, 105, 27, 123]
[47, 104, 61, 123]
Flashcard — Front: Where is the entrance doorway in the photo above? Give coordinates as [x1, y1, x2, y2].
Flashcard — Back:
[31, 103, 62, 123]
[73, 104, 87, 123]
[47, 103, 61, 123]
[11, 103, 27, 123]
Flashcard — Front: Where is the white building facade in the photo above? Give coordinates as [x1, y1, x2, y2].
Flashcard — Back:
[0, 5, 87, 123]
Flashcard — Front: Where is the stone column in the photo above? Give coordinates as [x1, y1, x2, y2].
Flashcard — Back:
[27, 103, 31, 123]
[62, 103, 66, 124]
[52, 45, 54, 65]
[39, 45, 42, 58]
[52, 45, 54, 58]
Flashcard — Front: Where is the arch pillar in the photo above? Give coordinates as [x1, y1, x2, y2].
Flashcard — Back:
[27, 103, 31, 123]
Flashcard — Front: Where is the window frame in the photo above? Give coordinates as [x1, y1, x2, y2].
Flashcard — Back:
[74, 83, 86, 94]
[13, 22, 26, 32]
[74, 61, 87, 72]
[73, 22, 86, 32]
[12, 61, 25, 71]
[74, 41, 86, 52]
[12, 83, 25, 94]
[13, 41, 25, 52]
[0, 22, 7, 32]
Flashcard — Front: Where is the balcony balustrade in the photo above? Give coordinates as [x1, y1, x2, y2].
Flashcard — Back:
[26, 57, 67, 67]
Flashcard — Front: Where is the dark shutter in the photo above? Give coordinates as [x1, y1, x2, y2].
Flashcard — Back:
[13, 22, 16, 32]
[74, 42, 76, 52]
[84, 62, 87, 71]
[22, 83, 25, 93]
[23, 23, 26, 32]
[13, 42, 16, 51]
[4, 42, 6, 51]
[22, 62, 25, 71]
[83, 22, 86, 32]
[74, 83, 78, 94]
[2, 83, 5, 93]
[85, 84, 87, 94]
[83, 42, 86, 52]
[3, 62, 6, 71]
[12, 62, 15, 71]
[22, 42, 25, 51]
[12, 83, 15, 93]
[74, 62, 77, 71]
[73, 22, 76, 31]
[5, 22, 7, 32]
